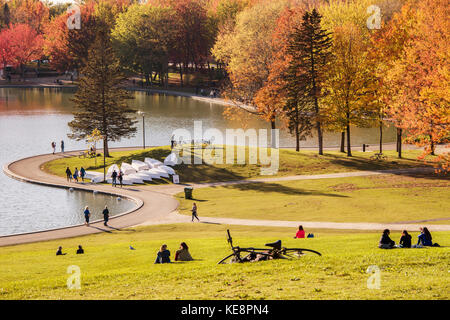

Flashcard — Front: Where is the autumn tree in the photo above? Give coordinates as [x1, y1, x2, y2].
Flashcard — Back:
[169, 0, 213, 86]
[68, 3, 137, 158]
[0, 23, 43, 79]
[260, 5, 312, 152]
[112, 3, 175, 88]
[285, 8, 332, 155]
[44, 2, 97, 72]
[213, 0, 289, 143]
[321, 23, 376, 157]
[384, 0, 449, 170]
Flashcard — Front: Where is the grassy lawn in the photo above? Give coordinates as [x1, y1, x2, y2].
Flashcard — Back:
[0, 224, 448, 300]
[42, 146, 434, 184]
[176, 174, 450, 223]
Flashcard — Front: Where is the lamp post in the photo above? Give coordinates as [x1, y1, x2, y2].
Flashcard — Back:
[103, 138, 106, 182]
[138, 110, 145, 149]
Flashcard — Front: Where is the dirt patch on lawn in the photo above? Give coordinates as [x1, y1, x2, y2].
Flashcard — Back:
[368, 174, 450, 189]
[330, 183, 360, 192]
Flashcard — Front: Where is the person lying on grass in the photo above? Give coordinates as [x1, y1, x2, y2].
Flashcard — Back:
[379, 229, 395, 249]
[175, 242, 193, 261]
[154, 244, 171, 264]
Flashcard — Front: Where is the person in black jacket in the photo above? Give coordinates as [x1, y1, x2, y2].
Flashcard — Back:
[379, 229, 395, 249]
[76, 245, 84, 254]
[399, 230, 412, 248]
[103, 205, 109, 226]
[56, 246, 66, 255]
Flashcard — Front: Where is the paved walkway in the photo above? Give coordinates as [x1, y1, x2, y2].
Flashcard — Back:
[1, 148, 449, 246]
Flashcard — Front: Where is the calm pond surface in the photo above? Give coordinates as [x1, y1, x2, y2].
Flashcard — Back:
[0, 87, 396, 236]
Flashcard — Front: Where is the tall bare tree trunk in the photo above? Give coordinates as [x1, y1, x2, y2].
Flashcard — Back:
[397, 128, 402, 158]
[379, 121, 383, 154]
[346, 111, 352, 157]
[340, 132, 345, 153]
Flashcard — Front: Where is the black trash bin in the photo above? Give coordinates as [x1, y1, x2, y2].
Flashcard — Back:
[184, 187, 193, 199]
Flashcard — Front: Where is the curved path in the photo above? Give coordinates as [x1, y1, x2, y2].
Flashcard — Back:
[1, 149, 450, 246]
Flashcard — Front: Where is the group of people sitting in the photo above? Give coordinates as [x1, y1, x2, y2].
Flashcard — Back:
[379, 227, 440, 249]
[56, 245, 84, 255]
[154, 242, 194, 264]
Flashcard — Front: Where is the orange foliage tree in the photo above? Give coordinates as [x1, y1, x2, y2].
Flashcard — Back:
[382, 0, 449, 172]
[0, 23, 43, 79]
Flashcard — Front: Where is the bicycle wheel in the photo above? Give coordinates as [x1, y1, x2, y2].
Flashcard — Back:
[217, 253, 240, 264]
[281, 248, 322, 259]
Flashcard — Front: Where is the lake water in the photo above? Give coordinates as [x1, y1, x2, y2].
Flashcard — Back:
[0, 87, 396, 236]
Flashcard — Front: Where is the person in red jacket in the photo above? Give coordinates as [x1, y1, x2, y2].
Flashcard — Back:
[294, 225, 305, 238]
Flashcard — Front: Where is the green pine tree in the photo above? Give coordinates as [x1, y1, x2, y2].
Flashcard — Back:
[68, 13, 137, 157]
[285, 9, 332, 155]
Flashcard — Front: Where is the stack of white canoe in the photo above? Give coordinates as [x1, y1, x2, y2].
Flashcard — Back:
[85, 157, 178, 185]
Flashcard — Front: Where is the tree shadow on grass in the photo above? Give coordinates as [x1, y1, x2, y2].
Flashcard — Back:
[323, 153, 426, 172]
[220, 182, 349, 198]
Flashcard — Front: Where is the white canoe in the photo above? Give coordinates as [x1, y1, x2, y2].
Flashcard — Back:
[133, 172, 153, 182]
[85, 171, 104, 183]
[164, 153, 178, 166]
[159, 165, 175, 175]
[144, 158, 163, 168]
[125, 174, 145, 184]
[144, 168, 164, 179]
[131, 160, 149, 171]
[106, 177, 133, 185]
[152, 167, 170, 178]
[121, 162, 137, 175]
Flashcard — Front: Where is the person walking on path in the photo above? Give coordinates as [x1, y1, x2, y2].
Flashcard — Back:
[102, 205, 109, 226]
[65, 167, 72, 182]
[61, 140, 65, 153]
[80, 167, 86, 183]
[111, 170, 118, 187]
[83, 206, 90, 226]
[118, 171, 123, 188]
[191, 203, 200, 222]
[73, 167, 79, 182]
[51, 141, 56, 154]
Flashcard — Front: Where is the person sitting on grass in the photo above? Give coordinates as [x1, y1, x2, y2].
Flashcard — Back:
[76, 245, 84, 254]
[155, 244, 171, 264]
[294, 225, 305, 239]
[415, 227, 440, 247]
[399, 230, 412, 248]
[56, 246, 66, 256]
[175, 242, 193, 261]
[379, 229, 395, 249]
